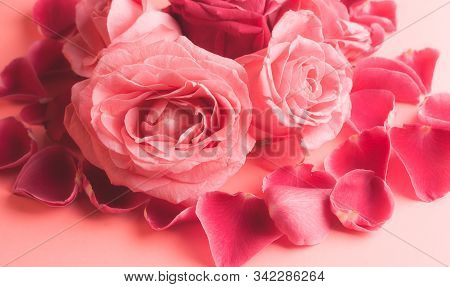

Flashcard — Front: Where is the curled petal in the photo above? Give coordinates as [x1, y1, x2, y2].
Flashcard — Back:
[418, 93, 450, 130]
[0, 117, 37, 170]
[196, 192, 281, 267]
[389, 125, 450, 201]
[33, 0, 78, 38]
[13, 146, 81, 206]
[330, 169, 395, 231]
[349, 89, 395, 132]
[82, 162, 150, 213]
[325, 127, 391, 179]
[144, 198, 195, 231]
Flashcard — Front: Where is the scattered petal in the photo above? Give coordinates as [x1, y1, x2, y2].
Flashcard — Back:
[33, 0, 78, 38]
[196, 192, 281, 267]
[13, 146, 81, 206]
[330, 169, 395, 231]
[144, 198, 195, 231]
[389, 125, 450, 201]
[418, 93, 450, 130]
[325, 127, 391, 179]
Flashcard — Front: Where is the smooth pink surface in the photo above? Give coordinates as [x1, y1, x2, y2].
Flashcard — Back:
[0, 0, 449, 266]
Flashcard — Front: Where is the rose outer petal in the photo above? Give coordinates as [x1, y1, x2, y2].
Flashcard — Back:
[13, 146, 81, 206]
[33, 0, 78, 38]
[196, 192, 281, 267]
[389, 124, 450, 201]
[418, 93, 450, 130]
[330, 169, 395, 231]
[144, 198, 195, 231]
[325, 127, 391, 179]
[0, 117, 37, 170]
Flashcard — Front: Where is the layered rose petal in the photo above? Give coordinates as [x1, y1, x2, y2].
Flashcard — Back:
[13, 146, 81, 206]
[196, 192, 281, 267]
[418, 93, 450, 130]
[325, 127, 390, 179]
[144, 198, 195, 231]
[33, 0, 79, 38]
[389, 125, 450, 201]
[349, 89, 395, 132]
[330, 169, 395, 231]
[82, 162, 150, 213]
[0, 117, 37, 170]
[397, 48, 440, 93]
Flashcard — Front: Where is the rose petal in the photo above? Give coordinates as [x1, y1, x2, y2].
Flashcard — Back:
[20, 103, 47, 125]
[82, 162, 150, 213]
[33, 0, 78, 38]
[389, 124, 450, 201]
[325, 127, 391, 179]
[196, 192, 281, 267]
[144, 198, 195, 231]
[0, 117, 37, 170]
[330, 169, 395, 231]
[13, 146, 80, 206]
[397, 48, 440, 93]
[349, 89, 395, 132]
[418, 93, 450, 130]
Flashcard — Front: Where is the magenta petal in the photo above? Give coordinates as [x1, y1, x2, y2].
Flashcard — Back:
[325, 127, 391, 179]
[0, 117, 37, 170]
[349, 89, 395, 132]
[397, 48, 440, 93]
[196, 192, 281, 267]
[13, 146, 80, 206]
[33, 0, 78, 38]
[418, 93, 450, 130]
[389, 125, 450, 201]
[330, 169, 395, 231]
[144, 198, 195, 231]
[20, 103, 48, 125]
[82, 162, 150, 213]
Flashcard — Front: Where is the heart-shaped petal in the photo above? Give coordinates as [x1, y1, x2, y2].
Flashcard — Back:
[325, 127, 390, 179]
[330, 169, 395, 231]
[13, 146, 81, 206]
[0, 117, 37, 170]
[418, 93, 450, 130]
[389, 124, 450, 201]
[196, 192, 281, 267]
[144, 198, 195, 231]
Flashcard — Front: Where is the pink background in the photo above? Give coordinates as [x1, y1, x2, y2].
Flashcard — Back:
[0, 0, 449, 267]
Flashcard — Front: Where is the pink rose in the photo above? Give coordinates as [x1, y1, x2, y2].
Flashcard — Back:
[63, 0, 180, 77]
[167, 0, 287, 59]
[65, 36, 255, 204]
[238, 10, 352, 150]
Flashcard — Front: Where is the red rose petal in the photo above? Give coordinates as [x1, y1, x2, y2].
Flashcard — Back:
[20, 103, 47, 125]
[13, 146, 81, 206]
[397, 48, 440, 93]
[325, 127, 391, 179]
[144, 198, 195, 231]
[389, 125, 450, 201]
[330, 169, 395, 231]
[418, 93, 450, 130]
[82, 162, 150, 213]
[33, 0, 78, 38]
[349, 89, 395, 132]
[196, 192, 281, 267]
[0, 117, 37, 170]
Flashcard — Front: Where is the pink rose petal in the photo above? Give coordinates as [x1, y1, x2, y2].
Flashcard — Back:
[418, 93, 450, 130]
[389, 125, 450, 201]
[325, 127, 391, 179]
[330, 169, 395, 231]
[13, 146, 81, 206]
[397, 48, 440, 93]
[0, 117, 37, 170]
[144, 198, 195, 231]
[196, 192, 281, 267]
[33, 0, 78, 38]
[349, 89, 395, 132]
[82, 162, 150, 213]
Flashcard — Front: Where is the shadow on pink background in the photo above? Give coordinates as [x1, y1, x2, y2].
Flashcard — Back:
[0, 0, 449, 266]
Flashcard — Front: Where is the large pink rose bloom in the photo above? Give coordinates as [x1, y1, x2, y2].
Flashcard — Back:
[238, 11, 352, 149]
[65, 36, 255, 204]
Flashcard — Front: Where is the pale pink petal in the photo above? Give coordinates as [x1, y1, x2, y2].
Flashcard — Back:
[144, 198, 195, 231]
[389, 125, 450, 201]
[33, 0, 78, 38]
[0, 117, 37, 170]
[196, 192, 281, 267]
[349, 89, 395, 132]
[325, 127, 391, 179]
[418, 93, 450, 130]
[330, 169, 395, 231]
[13, 146, 81, 206]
